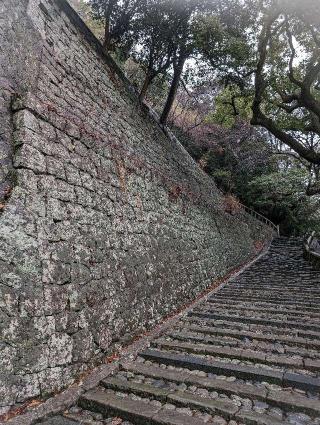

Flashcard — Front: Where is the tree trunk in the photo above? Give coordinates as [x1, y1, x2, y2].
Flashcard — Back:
[103, 1, 115, 51]
[160, 55, 186, 125]
[139, 72, 153, 102]
[103, 17, 111, 51]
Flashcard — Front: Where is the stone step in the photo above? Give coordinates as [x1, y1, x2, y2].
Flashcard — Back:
[181, 325, 320, 349]
[79, 388, 207, 424]
[226, 280, 318, 285]
[233, 276, 318, 282]
[218, 295, 320, 305]
[207, 299, 320, 314]
[97, 378, 293, 425]
[235, 272, 317, 275]
[168, 328, 320, 354]
[102, 378, 239, 418]
[210, 295, 320, 308]
[184, 316, 320, 342]
[189, 311, 320, 333]
[230, 284, 320, 291]
[120, 360, 267, 401]
[153, 339, 320, 372]
[205, 301, 320, 318]
[211, 294, 319, 312]
[121, 361, 320, 416]
[231, 277, 317, 282]
[140, 349, 320, 392]
[218, 289, 320, 301]
[195, 306, 320, 324]
[170, 392, 290, 425]
[234, 279, 318, 283]
[233, 281, 319, 287]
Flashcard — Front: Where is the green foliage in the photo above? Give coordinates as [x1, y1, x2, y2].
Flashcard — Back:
[177, 116, 319, 236]
[247, 169, 320, 235]
[193, 12, 252, 76]
[211, 169, 233, 192]
[208, 86, 253, 128]
[248, 169, 308, 207]
[131, 0, 178, 74]
[193, 0, 320, 165]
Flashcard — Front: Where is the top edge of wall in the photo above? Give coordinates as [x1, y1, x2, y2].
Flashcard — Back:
[46, 0, 216, 190]
[54, 0, 147, 106]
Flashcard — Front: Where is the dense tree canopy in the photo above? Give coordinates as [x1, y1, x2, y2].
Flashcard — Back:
[196, 0, 320, 166]
[88, 0, 144, 51]
[251, 0, 320, 166]
[132, 0, 180, 101]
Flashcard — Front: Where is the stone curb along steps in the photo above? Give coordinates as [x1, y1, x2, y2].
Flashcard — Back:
[71, 238, 320, 425]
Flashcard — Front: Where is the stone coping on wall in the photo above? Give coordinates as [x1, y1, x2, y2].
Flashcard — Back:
[54, 1, 166, 122]
[52, 0, 219, 181]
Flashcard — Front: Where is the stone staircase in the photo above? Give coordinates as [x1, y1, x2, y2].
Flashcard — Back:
[60, 238, 320, 425]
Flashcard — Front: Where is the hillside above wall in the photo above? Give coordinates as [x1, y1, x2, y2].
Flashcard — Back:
[0, 0, 272, 414]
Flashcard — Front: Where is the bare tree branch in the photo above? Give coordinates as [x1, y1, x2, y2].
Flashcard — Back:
[251, 11, 320, 165]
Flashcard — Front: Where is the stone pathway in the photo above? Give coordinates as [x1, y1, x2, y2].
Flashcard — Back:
[48, 238, 320, 425]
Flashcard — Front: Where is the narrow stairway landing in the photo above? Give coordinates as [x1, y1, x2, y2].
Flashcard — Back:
[62, 238, 320, 425]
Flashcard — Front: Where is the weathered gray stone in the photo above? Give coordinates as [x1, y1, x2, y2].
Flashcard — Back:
[0, 0, 272, 412]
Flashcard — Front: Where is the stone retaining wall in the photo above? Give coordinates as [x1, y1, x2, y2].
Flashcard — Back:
[0, 0, 272, 412]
